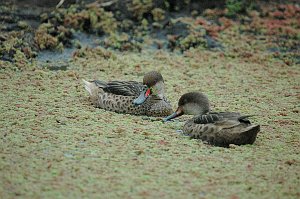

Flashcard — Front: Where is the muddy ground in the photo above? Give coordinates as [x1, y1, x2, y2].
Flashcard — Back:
[0, 0, 299, 198]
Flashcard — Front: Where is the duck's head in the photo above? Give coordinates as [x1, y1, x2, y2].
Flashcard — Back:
[163, 92, 210, 122]
[133, 71, 165, 105]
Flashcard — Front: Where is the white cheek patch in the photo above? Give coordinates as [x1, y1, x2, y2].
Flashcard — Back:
[153, 81, 165, 99]
[183, 103, 203, 115]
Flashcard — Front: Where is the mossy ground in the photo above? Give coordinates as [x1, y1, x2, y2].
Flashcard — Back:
[1, 1, 300, 198]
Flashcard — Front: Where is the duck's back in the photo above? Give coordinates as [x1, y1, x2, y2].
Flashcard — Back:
[193, 112, 245, 124]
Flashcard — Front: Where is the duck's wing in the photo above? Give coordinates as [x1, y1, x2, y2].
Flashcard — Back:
[184, 119, 241, 139]
[193, 112, 250, 124]
[184, 117, 258, 147]
[95, 80, 145, 97]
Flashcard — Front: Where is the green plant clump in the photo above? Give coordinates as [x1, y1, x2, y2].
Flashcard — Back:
[226, 0, 254, 17]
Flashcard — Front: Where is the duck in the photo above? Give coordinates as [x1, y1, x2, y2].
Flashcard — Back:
[83, 71, 173, 117]
[163, 92, 260, 147]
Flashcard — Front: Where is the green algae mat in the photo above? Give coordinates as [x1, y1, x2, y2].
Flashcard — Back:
[1, 48, 299, 198]
[1, 1, 300, 198]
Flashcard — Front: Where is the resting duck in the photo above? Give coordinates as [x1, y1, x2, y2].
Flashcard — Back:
[163, 92, 260, 147]
[83, 71, 173, 117]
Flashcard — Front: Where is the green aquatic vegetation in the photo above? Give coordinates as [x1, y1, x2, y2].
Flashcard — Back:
[127, 0, 153, 20]
[226, 0, 243, 16]
[151, 8, 165, 22]
[0, 33, 36, 68]
[102, 33, 142, 52]
[1, 47, 299, 198]
[1, 1, 300, 198]
[179, 32, 207, 50]
[36, 3, 118, 50]
[64, 5, 118, 34]
[34, 23, 60, 50]
[225, 0, 254, 17]
[86, 6, 118, 34]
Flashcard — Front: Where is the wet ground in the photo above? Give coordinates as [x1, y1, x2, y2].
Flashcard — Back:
[0, 0, 300, 198]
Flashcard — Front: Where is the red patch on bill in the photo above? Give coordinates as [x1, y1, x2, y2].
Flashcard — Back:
[145, 88, 151, 97]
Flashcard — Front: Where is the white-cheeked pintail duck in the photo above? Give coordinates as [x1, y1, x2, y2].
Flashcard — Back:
[83, 71, 173, 117]
[163, 92, 260, 147]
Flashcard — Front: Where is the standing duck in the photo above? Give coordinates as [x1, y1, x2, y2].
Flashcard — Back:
[163, 92, 260, 147]
[83, 71, 173, 117]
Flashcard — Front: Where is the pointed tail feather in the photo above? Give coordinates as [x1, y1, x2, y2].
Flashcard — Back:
[238, 115, 257, 124]
[82, 79, 94, 96]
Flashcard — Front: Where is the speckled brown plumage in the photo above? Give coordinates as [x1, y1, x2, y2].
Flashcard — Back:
[83, 72, 173, 117]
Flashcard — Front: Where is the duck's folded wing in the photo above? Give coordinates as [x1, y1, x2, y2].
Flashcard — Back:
[183, 119, 240, 138]
[101, 81, 145, 96]
[193, 114, 221, 124]
[193, 112, 242, 124]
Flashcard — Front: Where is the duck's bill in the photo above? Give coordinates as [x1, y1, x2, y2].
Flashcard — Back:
[163, 108, 184, 122]
[133, 88, 150, 105]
